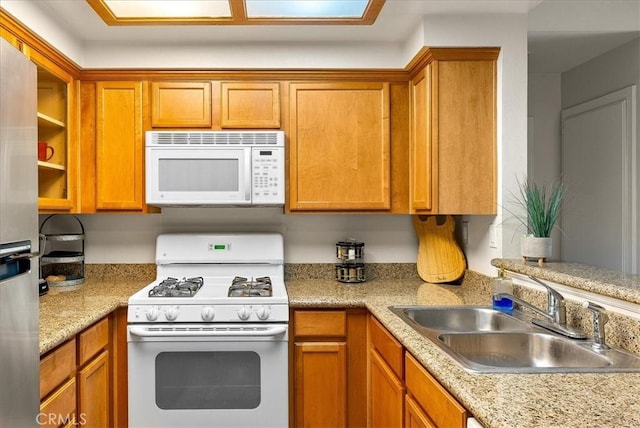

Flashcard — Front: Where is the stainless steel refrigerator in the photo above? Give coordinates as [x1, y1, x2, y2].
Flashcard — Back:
[0, 37, 40, 427]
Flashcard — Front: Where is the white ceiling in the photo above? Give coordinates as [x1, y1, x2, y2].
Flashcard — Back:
[33, 0, 538, 44]
[14, 0, 640, 72]
[528, 30, 639, 73]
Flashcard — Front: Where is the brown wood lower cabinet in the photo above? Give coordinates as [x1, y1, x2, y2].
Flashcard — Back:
[39, 377, 76, 428]
[405, 352, 467, 428]
[370, 348, 405, 427]
[78, 350, 109, 427]
[368, 314, 469, 428]
[295, 341, 347, 427]
[39, 309, 128, 428]
[405, 394, 436, 428]
[369, 314, 405, 427]
[291, 308, 367, 428]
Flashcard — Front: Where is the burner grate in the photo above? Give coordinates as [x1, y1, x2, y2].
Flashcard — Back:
[228, 276, 273, 297]
[149, 277, 204, 297]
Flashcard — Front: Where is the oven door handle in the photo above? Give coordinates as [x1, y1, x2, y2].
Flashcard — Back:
[129, 325, 287, 338]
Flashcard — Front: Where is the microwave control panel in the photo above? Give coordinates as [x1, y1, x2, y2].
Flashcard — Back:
[252, 147, 284, 204]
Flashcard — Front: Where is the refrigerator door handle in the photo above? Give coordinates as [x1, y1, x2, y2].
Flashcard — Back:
[9, 252, 40, 260]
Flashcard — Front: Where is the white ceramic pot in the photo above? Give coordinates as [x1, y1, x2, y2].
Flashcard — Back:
[520, 235, 552, 260]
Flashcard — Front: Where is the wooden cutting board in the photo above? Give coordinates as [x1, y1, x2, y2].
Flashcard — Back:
[413, 215, 466, 283]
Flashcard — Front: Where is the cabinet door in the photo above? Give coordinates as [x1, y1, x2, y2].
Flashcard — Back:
[220, 82, 280, 128]
[289, 82, 390, 211]
[410, 65, 433, 213]
[40, 377, 76, 428]
[294, 342, 347, 427]
[370, 349, 405, 427]
[405, 353, 467, 428]
[405, 395, 436, 428]
[436, 57, 497, 214]
[78, 350, 109, 428]
[96, 81, 144, 210]
[151, 81, 211, 127]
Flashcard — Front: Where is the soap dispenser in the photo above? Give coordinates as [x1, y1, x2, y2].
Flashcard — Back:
[492, 267, 513, 312]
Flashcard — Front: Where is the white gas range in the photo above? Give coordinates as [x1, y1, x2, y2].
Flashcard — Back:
[128, 234, 288, 323]
[127, 233, 289, 428]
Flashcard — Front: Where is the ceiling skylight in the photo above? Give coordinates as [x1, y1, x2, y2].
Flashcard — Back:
[102, 0, 231, 18]
[86, 0, 384, 25]
[245, 1, 369, 18]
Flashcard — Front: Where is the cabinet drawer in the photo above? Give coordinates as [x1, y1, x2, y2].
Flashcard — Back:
[405, 353, 467, 428]
[78, 317, 109, 365]
[40, 338, 76, 400]
[369, 315, 404, 378]
[294, 310, 346, 337]
[40, 377, 76, 428]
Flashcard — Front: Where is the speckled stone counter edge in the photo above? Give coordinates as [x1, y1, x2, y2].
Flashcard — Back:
[492, 258, 640, 305]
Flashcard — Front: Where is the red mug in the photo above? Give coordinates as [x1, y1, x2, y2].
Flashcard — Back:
[38, 141, 54, 161]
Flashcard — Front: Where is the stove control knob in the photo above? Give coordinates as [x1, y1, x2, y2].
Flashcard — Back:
[237, 306, 252, 321]
[165, 306, 179, 321]
[256, 306, 270, 320]
[201, 306, 215, 322]
[145, 307, 159, 322]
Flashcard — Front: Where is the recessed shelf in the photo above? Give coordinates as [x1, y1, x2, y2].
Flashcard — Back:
[38, 160, 66, 171]
[38, 112, 65, 128]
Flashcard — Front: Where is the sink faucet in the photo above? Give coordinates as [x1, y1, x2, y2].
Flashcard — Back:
[582, 301, 610, 350]
[528, 275, 567, 324]
[493, 275, 586, 339]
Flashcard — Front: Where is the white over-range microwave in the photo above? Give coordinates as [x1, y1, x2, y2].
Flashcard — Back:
[145, 130, 285, 207]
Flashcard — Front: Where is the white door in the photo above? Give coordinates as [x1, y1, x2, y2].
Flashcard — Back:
[561, 85, 637, 273]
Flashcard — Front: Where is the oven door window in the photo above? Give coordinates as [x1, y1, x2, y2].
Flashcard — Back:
[155, 351, 260, 410]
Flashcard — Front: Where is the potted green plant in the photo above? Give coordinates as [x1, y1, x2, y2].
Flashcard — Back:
[511, 178, 565, 264]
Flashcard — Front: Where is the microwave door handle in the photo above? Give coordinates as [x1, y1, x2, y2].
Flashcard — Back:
[244, 153, 251, 201]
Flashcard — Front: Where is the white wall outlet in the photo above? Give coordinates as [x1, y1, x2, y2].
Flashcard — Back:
[489, 225, 498, 249]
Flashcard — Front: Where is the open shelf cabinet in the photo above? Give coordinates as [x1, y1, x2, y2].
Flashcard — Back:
[32, 50, 75, 211]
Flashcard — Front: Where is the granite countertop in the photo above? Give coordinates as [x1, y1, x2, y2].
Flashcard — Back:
[39, 278, 147, 355]
[287, 272, 640, 428]
[492, 258, 640, 305]
[40, 265, 640, 428]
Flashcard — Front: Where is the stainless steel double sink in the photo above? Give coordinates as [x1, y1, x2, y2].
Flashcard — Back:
[390, 306, 640, 373]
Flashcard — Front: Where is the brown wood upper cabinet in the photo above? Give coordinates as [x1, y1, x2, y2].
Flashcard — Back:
[95, 81, 144, 211]
[220, 82, 280, 128]
[288, 82, 390, 211]
[79, 81, 156, 213]
[410, 48, 499, 215]
[2, 19, 80, 213]
[150, 81, 212, 128]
